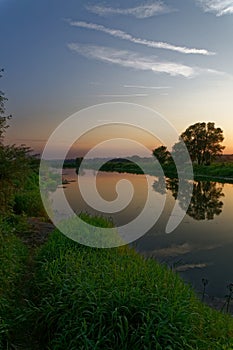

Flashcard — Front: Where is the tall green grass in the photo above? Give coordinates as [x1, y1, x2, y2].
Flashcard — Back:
[13, 172, 46, 217]
[26, 228, 233, 350]
[1, 215, 233, 349]
[0, 219, 28, 349]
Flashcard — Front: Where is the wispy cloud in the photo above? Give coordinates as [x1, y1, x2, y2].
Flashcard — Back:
[196, 0, 233, 16]
[96, 94, 148, 97]
[68, 43, 196, 78]
[69, 20, 215, 56]
[86, 2, 171, 18]
[124, 84, 171, 89]
[68, 43, 227, 78]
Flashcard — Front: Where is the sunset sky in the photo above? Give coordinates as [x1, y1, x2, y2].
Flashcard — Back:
[1, 0, 233, 157]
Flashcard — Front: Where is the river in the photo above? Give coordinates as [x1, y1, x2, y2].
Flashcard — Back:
[51, 168, 233, 299]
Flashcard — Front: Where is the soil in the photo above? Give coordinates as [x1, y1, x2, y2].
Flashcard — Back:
[21, 217, 55, 248]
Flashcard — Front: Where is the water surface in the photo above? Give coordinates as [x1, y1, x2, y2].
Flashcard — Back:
[52, 168, 233, 298]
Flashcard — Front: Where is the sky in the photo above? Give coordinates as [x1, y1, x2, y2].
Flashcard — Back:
[1, 0, 233, 157]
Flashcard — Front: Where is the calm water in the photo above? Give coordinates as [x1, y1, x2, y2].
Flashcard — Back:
[52, 168, 233, 298]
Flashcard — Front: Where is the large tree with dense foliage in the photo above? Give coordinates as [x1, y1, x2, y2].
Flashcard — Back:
[179, 122, 225, 165]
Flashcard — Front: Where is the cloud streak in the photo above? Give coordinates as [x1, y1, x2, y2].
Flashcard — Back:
[86, 2, 171, 18]
[124, 85, 171, 89]
[69, 20, 215, 56]
[196, 0, 233, 16]
[96, 94, 148, 97]
[68, 43, 229, 78]
[67, 43, 199, 77]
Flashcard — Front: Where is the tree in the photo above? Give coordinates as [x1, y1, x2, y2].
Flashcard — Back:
[171, 141, 192, 164]
[152, 146, 171, 165]
[179, 122, 225, 165]
[0, 69, 11, 143]
[0, 70, 39, 214]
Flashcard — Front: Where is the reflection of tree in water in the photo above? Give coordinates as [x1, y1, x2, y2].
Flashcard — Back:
[152, 176, 166, 195]
[153, 178, 224, 220]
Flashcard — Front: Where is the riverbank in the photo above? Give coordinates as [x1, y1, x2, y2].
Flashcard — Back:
[75, 159, 233, 183]
[1, 161, 233, 348]
[1, 216, 233, 349]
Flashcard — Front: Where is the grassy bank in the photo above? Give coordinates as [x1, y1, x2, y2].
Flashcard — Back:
[0, 219, 28, 348]
[70, 157, 233, 183]
[193, 163, 233, 182]
[1, 157, 233, 348]
[94, 160, 233, 183]
[22, 228, 233, 350]
[0, 215, 233, 349]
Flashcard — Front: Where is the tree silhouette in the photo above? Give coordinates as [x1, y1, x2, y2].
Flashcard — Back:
[0, 69, 11, 143]
[0, 70, 38, 214]
[152, 146, 171, 165]
[178, 122, 225, 165]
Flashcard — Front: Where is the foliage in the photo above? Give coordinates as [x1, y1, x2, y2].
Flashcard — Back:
[152, 123, 225, 169]
[0, 70, 43, 216]
[193, 163, 233, 179]
[13, 172, 46, 217]
[75, 156, 84, 171]
[100, 159, 144, 174]
[0, 69, 11, 143]
[0, 70, 233, 349]
[152, 145, 171, 164]
[179, 122, 225, 165]
[171, 141, 192, 164]
[0, 144, 41, 215]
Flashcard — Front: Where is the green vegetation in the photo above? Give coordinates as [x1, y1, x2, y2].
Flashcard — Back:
[1, 72, 233, 349]
[90, 158, 233, 183]
[0, 68, 11, 142]
[0, 219, 28, 348]
[0, 71, 46, 218]
[152, 145, 171, 165]
[1, 217, 233, 349]
[71, 125, 232, 182]
[100, 159, 144, 174]
[151, 121, 230, 181]
[152, 122, 225, 167]
[84, 157, 233, 183]
[0, 70, 47, 347]
[193, 163, 233, 181]
[19, 229, 233, 349]
[179, 122, 225, 166]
